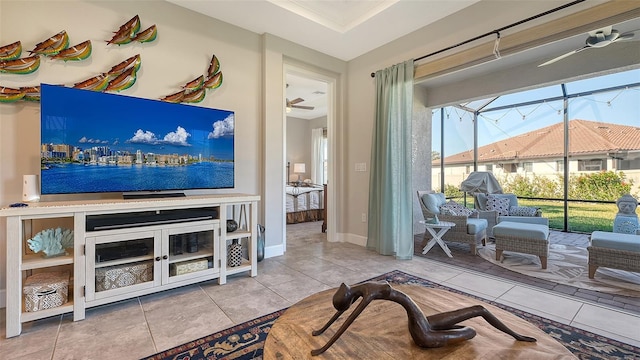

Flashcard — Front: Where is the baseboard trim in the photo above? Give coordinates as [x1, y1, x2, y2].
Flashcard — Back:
[262, 232, 368, 259]
[343, 233, 367, 247]
[265, 244, 284, 258]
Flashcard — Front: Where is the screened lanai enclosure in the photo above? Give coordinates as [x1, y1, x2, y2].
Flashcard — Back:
[432, 67, 640, 233]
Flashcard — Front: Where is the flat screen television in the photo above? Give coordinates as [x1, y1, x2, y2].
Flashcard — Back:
[40, 84, 234, 198]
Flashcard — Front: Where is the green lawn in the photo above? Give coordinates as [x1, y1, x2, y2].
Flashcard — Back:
[520, 199, 627, 233]
[449, 196, 638, 233]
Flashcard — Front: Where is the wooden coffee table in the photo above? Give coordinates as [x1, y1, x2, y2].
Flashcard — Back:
[264, 285, 576, 359]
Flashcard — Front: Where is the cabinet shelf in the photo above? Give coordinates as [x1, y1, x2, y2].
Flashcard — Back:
[226, 230, 250, 241]
[21, 250, 74, 271]
[21, 302, 74, 322]
[225, 260, 251, 275]
[94, 254, 154, 268]
[169, 247, 213, 264]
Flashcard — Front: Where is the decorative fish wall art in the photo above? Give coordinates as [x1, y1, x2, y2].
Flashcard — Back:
[0, 55, 40, 75]
[30, 30, 69, 56]
[72, 73, 110, 92]
[205, 54, 223, 89]
[107, 15, 157, 45]
[28, 30, 92, 62]
[160, 54, 223, 103]
[0, 86, 26, 103]
[107, 54, 142, 77]
[133, 25, 158, 43]
[105, 66, 138, 92]
[160, 90, 185, 103]
[50, 40, 92, 61]
[0, 41, 22, 61]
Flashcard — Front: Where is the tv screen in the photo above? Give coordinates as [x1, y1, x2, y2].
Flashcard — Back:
[40, 84, 234, 196]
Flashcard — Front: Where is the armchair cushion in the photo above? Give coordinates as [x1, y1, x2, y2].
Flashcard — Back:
[486, 195, 511, 216]
[422, 193, 446, 216]
[509, 206, 538, 217]
[439, 200, 475, 217]
[467, 218, 488, 234]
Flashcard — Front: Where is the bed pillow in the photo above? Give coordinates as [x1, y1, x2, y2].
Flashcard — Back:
[509, 206, 538, 217]
[486, 195, 511, 216]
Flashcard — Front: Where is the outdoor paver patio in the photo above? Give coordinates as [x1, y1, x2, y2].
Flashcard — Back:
[415, 230, 640, 314]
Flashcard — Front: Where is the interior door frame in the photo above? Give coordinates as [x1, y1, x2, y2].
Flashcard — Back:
[283, 63, 337, 248]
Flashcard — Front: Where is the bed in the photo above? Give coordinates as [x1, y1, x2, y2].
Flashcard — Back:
[286, 185, 324, 224]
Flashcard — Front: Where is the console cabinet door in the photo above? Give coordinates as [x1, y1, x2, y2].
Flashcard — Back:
[164, 222, 219, 284]
[86, 229, 161, 302]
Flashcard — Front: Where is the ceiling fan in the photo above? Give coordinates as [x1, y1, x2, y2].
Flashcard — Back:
[286, 97, 314, 110]
[538, 26, 636, 67]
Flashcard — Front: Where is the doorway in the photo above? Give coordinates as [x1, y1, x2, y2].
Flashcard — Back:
[283, 64, 336, 250]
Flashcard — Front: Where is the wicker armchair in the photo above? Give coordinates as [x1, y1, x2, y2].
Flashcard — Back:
[417, 191, 487, 255]
[474, 193, 548, 238]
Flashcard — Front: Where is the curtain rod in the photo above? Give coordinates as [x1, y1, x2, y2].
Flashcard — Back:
[370, 0, 586, 77]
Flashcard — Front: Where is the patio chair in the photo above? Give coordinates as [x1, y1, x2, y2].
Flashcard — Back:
[474, 193, 548, 238]
[417, 191, 487, 255]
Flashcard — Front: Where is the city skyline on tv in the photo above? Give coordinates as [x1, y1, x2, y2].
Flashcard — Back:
[41, 84, 234, 160]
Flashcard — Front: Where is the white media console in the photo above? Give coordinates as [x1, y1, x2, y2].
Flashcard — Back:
[1, 193, 259, 337]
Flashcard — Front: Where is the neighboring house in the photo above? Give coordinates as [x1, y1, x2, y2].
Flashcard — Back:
[434, 119, 640, 192]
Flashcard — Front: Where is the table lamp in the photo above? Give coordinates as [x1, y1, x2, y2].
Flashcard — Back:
[293, 163, 305, 186]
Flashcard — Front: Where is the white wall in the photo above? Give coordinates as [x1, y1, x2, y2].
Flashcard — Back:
[286, 117, 309, 180]
[286, 115, 327, 181]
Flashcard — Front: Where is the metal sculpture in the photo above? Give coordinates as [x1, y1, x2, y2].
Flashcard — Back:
[311, 281, 536, 356]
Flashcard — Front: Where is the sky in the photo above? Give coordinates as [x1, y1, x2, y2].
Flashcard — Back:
[40, 84, 235, 160]
[433, 68, 640, 156]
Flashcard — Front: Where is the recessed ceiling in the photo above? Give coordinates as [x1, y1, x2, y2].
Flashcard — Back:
[167, 0, 481, 120]
[167, 0, 481, 61]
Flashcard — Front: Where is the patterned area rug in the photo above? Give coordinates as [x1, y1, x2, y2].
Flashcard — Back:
[141, 270, 640, 360]
[478, 243, 640, 297]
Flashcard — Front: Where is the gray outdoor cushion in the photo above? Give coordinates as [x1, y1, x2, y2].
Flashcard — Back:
[590, 231, 640, 252]
[467, 218, 488, 234]
[493, 222, 549, 240]
[422, 193, 446, 215]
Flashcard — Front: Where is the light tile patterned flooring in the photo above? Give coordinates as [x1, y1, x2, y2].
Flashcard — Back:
[1, 221, 639, 359]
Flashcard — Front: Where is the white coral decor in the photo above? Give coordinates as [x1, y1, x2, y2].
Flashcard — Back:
[27, 228, 74, 257]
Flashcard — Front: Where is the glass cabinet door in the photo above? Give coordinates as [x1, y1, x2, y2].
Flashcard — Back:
[86, 230, 159, 301]
[165, 222, 218, 282]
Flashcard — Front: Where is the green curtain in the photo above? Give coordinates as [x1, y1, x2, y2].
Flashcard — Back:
[367, 59, 414, 259]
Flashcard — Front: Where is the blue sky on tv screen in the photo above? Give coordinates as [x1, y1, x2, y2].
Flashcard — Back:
[40, 84, 234, 160]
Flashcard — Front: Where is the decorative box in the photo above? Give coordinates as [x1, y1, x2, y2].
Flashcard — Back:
[23, 271, 69, 312]
[171, 258, 208, 276]
[95, 261, 153, 292]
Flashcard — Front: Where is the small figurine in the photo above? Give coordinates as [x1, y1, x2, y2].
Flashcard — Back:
[27, 228, 74, 257]
[613, 194, 639, 234]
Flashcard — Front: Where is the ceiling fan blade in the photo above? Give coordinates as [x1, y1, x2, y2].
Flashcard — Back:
[289, 97, 304, 105]
[617, 30, 637, 41]
[292, 105, 314, 110]
[538, 46, 589, 67]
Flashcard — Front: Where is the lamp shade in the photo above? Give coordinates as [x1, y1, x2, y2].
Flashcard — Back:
[293, 163, 306, 174]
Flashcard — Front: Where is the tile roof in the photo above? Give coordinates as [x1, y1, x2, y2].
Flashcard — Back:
[441, 119, 640, 165]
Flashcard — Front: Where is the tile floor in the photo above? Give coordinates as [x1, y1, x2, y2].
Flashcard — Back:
[1, 222, 639, 359]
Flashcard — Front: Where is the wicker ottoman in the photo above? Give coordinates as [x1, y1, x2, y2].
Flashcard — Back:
[588, 231, 640, 279]
[493, 222, 550, 269]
